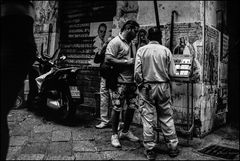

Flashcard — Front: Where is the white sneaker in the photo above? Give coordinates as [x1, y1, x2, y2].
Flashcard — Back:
[119, 130, 139, 142]
[95, 122, 109, 129]
[111, 134, 121, 148]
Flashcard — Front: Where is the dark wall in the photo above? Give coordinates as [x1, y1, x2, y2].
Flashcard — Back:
[227, 1, 240, 128]
[58, 1, 116, 108]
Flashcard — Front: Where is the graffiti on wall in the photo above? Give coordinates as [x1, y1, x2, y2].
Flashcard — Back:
[203, 26, 219, 86]
[33, 1, 59, 57]
[33, 1, 58, 33]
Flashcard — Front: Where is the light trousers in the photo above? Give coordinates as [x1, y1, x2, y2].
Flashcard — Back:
[99, 77, 111, 124]
[138, 83, 178, 151]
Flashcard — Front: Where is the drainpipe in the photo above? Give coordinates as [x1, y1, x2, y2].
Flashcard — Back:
[153, 0, 160, 142]
[170, 10, 178, 52]
[47, 23, 53, 59]
[202, 1, 206, 96]
[217, 9, 224, 61]
[153, 0, 160, 29]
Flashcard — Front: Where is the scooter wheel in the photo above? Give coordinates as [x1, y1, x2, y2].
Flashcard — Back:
[58, 91, 76, 121]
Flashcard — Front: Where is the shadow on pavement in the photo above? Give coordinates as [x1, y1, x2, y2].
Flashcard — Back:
[26, 104, 97, 127]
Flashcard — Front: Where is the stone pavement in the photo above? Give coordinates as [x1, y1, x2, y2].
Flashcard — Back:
[6, 107, 239, 160]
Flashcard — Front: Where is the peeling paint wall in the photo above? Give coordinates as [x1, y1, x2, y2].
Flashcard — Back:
[205, 1, 218, 27]
[33, 1, 59, 58]
[137, 1, 201, 25]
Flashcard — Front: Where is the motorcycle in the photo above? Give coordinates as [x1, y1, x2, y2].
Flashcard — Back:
[15, 49, 84, 121]
[35, 54, 84, 120]
[14, 48, 60, 109]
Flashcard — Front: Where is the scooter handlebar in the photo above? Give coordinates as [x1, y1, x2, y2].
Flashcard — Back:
[35, 56, 56, 68]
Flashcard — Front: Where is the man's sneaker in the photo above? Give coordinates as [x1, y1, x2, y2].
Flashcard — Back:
[168, 148, 180, 158]
[119, 130, 139, 142]
[111, 134, 121, 148]
[95, 122, 109, 129]
[144, 149, 156, 161]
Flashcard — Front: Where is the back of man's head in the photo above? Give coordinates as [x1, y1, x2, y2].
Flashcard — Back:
[147, 27, 162, 43]
[121, 20, 139, 32]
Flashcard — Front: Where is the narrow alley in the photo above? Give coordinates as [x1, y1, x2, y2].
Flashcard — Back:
[6, 106, 239, 160]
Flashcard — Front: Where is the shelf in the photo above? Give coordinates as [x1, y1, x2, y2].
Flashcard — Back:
[176, 69, 191, 70]
[172, 76, 192, 82]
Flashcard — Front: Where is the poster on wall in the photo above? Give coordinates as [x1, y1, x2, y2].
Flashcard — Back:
[217, 33, 228, 114]
[61, 21, 113, 67]
[164, 22, 203, 58]
[219, 34, 229, 84]
[34, 33, 49, 57]
[204, 25, 220, 85]
[221, 34, 229, 63]
[164, 22, 203, 81]
[88, 21, 113, 67]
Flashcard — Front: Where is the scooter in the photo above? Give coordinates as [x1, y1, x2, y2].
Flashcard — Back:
[14, 48, 60, 109]
[14, 48, 84, 121]
[34, 54, 84, 120]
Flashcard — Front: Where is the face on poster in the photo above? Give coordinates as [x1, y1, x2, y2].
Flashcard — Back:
[87, 21, 113, 67]
[89, 21, 113, 42]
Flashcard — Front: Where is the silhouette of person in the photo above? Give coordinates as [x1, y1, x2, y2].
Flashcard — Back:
[1, 1, 37, 160]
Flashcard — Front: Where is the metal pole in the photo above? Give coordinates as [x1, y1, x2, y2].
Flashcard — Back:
[202, 1, 206, 90]
[154, 0, 160, 143]
[47, 23, 53, 58]
[153, 0, 160, 29]
[187, 82, 189, 131]
[191, 82, 194, 140]
[187, 82, 190, 145]
[170, 10, 177, 52]
[220, 9, 224, 61]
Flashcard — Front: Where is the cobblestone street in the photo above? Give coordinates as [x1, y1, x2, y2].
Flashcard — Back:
[6, 107, 239, 160]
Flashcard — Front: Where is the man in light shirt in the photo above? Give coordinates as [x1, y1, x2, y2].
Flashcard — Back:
[134, 27, 179, 160]
[93, 23, 112, 129]
[105, 20, 140, 148]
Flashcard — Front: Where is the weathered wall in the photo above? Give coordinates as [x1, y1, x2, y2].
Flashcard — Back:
[113, 1, 228, 137]
[205, 1, 227, 29]
[58, 1, 116, 110]
[35, 1, 229, 137]
[205, 1, 218, 27]
[33, 1, 59, 58]
[137, 1, 201, 25]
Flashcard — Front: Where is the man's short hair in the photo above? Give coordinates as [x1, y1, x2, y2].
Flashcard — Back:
[147, 27, 162, 42]
[120, 20, 139, 32]
[139, 28, 147, 35]
[98, 23, 107, 31]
